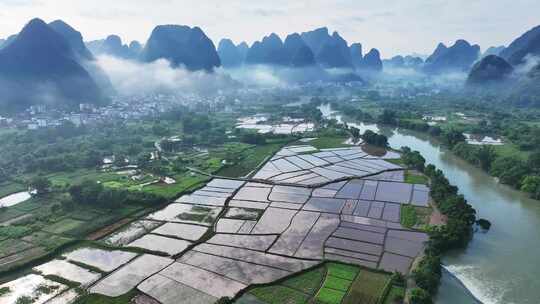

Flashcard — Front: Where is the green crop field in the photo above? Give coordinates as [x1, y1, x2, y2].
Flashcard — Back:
[342, 271, 390, 304]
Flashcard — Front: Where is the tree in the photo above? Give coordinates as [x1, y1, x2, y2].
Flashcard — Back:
[241, 133, 266, 145]
[521, 175, 540, 199]
[409, 288, 432, 304]
[349, 126, 360, 139]
[69, 180, 104, 205]
[28, 176, 51, 195]
[442, 129, 465, 147]
[378, 109, 397, 125]
[361, 130, 388, 147]
[475, 145, 497, 171]
[490, 157, 529, 187]
[413, 254, 441, 294]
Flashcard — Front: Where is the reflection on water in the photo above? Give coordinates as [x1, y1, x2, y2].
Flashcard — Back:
[464, 133, 504, 146]
[0, 191, 31, 208]
[236, 115, 314, 134]
[319, 104, 540, 304]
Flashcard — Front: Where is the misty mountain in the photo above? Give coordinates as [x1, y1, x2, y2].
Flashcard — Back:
[237, 42, 249, 61]
[483, 46, 505, 57]
[87, 35, 141, 59]
[359, 48, 383, 72]
[350, 43, 363, 67]
[218, 39, 244, 67]
[508, 63, 540, 107]
[383, 55, 424, 69]
[48, 20, 114, 96]
[301, 27, 353, 68]
[500, 25, 540, 65]
[245, 33, 287, 65]
[141, 25, 220, 71]
[0, 35, 17, 50]
[424, 40, 480, 73]
[283, 33, 316, 67]
[466, 55, 514, 87]
[128, 41, 142, 56]
[0, 18, 105, 113]
[404, 56, 424, 67]
[49, 20, 94, 61]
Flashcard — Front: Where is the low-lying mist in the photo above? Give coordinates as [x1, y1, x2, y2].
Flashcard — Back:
[96, 55, 240, 96]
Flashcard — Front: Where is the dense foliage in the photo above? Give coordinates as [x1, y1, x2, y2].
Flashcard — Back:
[68, 180, 165, 209]
[361, 130, 388, 147]
[401, 147, 476, 301]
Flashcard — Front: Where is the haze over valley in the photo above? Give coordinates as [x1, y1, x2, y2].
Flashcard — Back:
[0, 3, 540, 304]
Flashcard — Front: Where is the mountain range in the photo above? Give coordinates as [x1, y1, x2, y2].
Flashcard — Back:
[1, 17, 540, 111]
[424, 40, 481, 73]
[500, 25, 540, 65]
[87, 35, 142, 60]
[141, 25, 221, 71]
[217, 27, 382, 73]
[0, 18, 106, 113]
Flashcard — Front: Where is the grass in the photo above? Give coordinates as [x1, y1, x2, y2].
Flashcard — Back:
[342, 271, 390, 304]
[386, 158, 405, 166]
[0, 239, 34, 257]
[324, 276, 352, 292]
[309, 137, 349, 150]
[326, 263, 358, 281]
[401, 204, 432, 229]
[383, 286, 406, 304]
[0, 225, 32, 239]
[400, 205, 418, 228]
[250, 285, 310, 304]
[248, 266, 326, 303]
[217, 143, 285, 178]
[0, 181, 26, 198]
[73, 289, 137, 304]
[142, 174, 208, 199]
[404, 171, 428, 184]
[494, 143, 531, 160]
[282, 267, 326, 295]
[42, 218, 86, 234]
[316, 287, 347, 304]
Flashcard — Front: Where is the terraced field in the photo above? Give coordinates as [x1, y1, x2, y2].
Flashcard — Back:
[0, 144, 429, 304]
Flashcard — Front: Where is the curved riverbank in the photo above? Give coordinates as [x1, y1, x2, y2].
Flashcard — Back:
[319, 104, 540, 304]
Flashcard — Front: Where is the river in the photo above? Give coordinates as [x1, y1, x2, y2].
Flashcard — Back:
[318, 104, 540, 304]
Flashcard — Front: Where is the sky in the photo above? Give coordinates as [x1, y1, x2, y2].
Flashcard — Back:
[0, 0, 539, 58]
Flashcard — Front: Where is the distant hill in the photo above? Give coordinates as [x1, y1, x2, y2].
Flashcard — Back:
[87, 35, 141, 59]
[0, 18, 105, 113]
[141, 25, 220, 71]
[245, 33, 287, 65]
[283, 33, 316, 67]
[508, 63, 540, 107]
[466, 55, 514, 87]
[483, 46, 505, 58]
[48, 20, 94, 61]
[48, 20, 114, 95]
[383, 55, 424, 70]
[424, 40, 480, 73]
[359, 48, 383, 72]
[218, 39, 244, 67]
[500, 25, 540, 65]
[350, 43, 363, 67]
[301, 27, 352, 68]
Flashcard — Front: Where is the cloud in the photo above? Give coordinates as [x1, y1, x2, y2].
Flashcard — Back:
[96, 55, 240, 95]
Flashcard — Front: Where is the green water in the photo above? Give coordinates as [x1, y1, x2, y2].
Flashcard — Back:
[319, 104, 540, 304]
